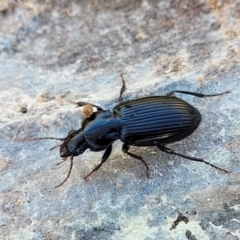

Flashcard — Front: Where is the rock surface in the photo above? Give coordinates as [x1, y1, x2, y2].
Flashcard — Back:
[0, 0, 240, 239]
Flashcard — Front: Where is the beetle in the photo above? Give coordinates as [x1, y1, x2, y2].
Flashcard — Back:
[35, 74, 230, 187]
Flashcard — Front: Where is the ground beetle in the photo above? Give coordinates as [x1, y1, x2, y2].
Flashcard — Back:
[35, 74, 230, 187]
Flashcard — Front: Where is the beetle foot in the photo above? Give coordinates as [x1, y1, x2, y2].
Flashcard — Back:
[83, 169, 98, 180]
[204, 161, 231, 174]
[157, 145, 231, 174]
[83, 174, 91, 181]
[83, 162, 106, 180]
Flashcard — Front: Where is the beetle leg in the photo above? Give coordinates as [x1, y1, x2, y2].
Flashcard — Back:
[118, 73, 127, 102]
[167, 90, 230, 98]
[157, 145, 230, 174]
[84, 145, 112, 180]
[122, 143, 149, 177]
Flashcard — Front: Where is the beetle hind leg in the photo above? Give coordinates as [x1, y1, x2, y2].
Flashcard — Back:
[157, 145, 230, 174]
[167, 90, 230, 98]
[122, 143, 149, 177]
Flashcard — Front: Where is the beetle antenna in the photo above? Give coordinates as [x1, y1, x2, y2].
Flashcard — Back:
[33, 137, 65, 141]
[54, 156, 74, 188]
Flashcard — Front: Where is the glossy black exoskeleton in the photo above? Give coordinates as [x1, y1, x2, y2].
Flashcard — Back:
[35, 75, 230, 187]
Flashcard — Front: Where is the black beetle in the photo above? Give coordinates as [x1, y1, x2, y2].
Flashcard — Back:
[35, 75, 230, 187]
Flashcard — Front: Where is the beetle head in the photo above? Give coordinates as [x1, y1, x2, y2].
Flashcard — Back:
[33, 128, 89, 188]
[59, 129, 89, 158]
[33, 128, 89, 158]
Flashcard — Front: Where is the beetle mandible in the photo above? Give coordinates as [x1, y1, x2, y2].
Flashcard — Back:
[35, 74, 230, 187]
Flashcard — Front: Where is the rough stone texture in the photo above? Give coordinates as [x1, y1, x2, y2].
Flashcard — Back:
[0, 0, 240, 239]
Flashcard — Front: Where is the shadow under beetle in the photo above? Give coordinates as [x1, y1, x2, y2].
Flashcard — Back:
[35, 74, 230, 187]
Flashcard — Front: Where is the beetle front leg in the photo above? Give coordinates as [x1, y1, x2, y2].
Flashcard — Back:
[122, 143, 149, 177]
[157, 145, 230, 174]
[83, 145, 112, 180]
